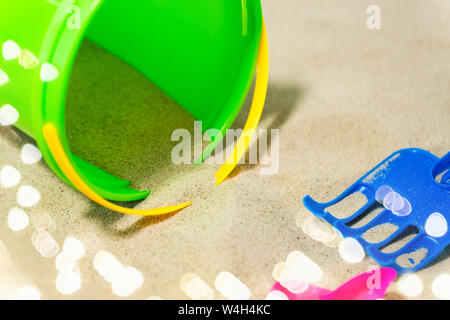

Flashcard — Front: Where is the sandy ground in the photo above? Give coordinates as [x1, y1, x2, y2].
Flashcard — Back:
[0, 0, 449, 299]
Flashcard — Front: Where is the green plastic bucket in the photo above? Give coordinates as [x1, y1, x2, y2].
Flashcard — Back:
[0, 0, 268, 215]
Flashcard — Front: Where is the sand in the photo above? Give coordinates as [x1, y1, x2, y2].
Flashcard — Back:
[326, 192, 368, 220]
[0, 0, 449, 300]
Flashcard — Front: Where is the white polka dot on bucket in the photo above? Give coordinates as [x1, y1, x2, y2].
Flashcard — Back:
[338, 237, 365, 263]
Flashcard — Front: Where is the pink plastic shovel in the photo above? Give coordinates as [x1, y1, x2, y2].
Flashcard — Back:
[270, 267, 397, 300]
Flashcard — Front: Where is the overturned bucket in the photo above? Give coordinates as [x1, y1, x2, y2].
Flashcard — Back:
[0, 0, 269, 215]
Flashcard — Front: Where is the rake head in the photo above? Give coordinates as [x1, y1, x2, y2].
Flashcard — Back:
[303, 148, 450, 274]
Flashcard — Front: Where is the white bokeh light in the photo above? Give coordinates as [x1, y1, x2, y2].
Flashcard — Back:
[432, 274, 450, 299]
[0, 68, 9, 86]
[272, 261, 287, 282]
[63, 237, 85, 260]
[19, 49, 39, 69]
[180, 273, 215, 300]
[397, 274, 423, 297]
[0, 104, 19, 126]
[111, 267, 144, 297]
[272, 251, 322, 294]
[56, 270, 81, 295]
[375, 185, 393, 203]
[32, 229, 60, 258]
[40, 63, 59, 82]
[286, 250, 323, 283]
[265, 290, 289, 300]
[0, 165, 21, 188]
[124, 267, 144, 291]
[2, 40, 21, 60]
[14, 285, 41, 300]
[339, 237, 365, 263]
[21, 144, 42, 165]
[55, 252, 77, 272]
[8, 208, 29, 231]
[109, 266, 144, 297]
[215, 271, 251, 300]
[93, 250, 124, 284]
[425, 212, 448, 238]
[111, 277, 136, 297]
[17, 185, 41, 207]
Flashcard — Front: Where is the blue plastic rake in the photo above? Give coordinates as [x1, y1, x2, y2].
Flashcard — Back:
[303, 148, 450, 274]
